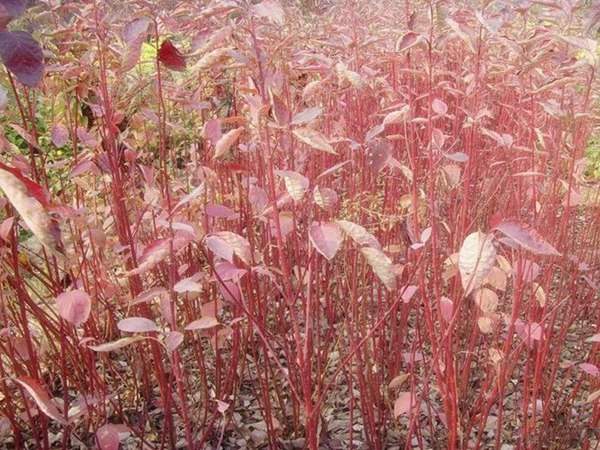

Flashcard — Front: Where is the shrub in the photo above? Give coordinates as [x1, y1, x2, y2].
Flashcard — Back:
[0, 1, 599, 449]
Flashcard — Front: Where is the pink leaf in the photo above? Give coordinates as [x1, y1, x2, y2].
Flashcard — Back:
[400, 285, 418, 303]
[55, 290, 91, 327]
[122, 17, 150, 45]
[252, 0, 285, 25]
[0, 216, 14, 242]
[313, 186, 339, 210]
[203, 118, 222, 144]
[579, 363, 600, 377]
[432, 98, 448, 116]
[185, 316, 219, 331]
[586, 334, 600, 343]
[394, 391, 415, 418]
[440, 296, 453, 322]
[444, 152, 468, 163]
[117, 317, 158, 333]
[165, 331, 184, 353]
[513, 259, 540, 283]
[14, 376, 66, 424]
[51, 124, 69, 147]
[494, 220, 560, 256]
[205, 203, 237, 219]
[291, 107, 322, 125]
[96, 424, 120, 450]
[396, 31, 421, 52]
[215, 261, 247, 282]
[309, 222, 343, 261]
[206, 231, 251, 264]
[218, 279, 241, 304]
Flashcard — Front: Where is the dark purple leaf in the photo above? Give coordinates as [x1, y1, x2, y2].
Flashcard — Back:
[0, 31, 43, 87]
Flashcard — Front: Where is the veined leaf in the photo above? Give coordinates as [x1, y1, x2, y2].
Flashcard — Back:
[361, 247, 397, 291]
[458, 232, 496, 296]
[336, 219, 381, 249]
[293, 127, 336, 154]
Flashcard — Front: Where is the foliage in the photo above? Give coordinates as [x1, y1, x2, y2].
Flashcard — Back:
[0, 0, 599, 449]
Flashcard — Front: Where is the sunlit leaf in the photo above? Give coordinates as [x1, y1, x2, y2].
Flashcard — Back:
[213, 127, 244, 160]
[206, 231, 251, 264]
[293, 127, 336, 154]
[473, 288, 498, 313]
[0, 164, 62, 254]
[458, 232, 496, 296]
[275, 170, 309, 202]
[336, 220, 381, 249]
[361, 247, 397, 291]
[313, 185, 338, 210]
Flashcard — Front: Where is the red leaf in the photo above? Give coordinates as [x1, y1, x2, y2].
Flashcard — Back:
[158, 39, 186, 71]
[0, 31, 43, 87]
[494, 220, 560, 256]
[55, 290, 91, 327]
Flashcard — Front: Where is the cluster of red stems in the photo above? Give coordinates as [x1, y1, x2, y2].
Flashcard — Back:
[0, 0, 599, 449]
